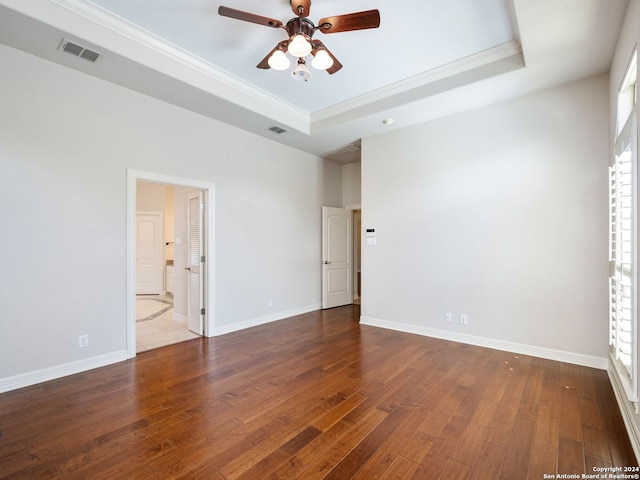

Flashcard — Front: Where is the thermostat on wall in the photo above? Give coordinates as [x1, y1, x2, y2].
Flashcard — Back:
[365, 228, 377, 246]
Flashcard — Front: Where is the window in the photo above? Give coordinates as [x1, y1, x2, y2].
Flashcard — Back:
[617, 51, 638, 136]
[610, 48, 638, 406]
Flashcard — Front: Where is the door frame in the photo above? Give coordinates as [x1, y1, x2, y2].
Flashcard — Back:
[126, 169, 215, 359]
[346, 204, 361, 302]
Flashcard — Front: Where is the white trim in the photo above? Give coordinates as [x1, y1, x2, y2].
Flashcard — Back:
[609, 363, 640, 464]
[3, 0, 308, 132]
[360, 316, 608, 370]
[0, 351, 127, 394]
[0, 0, 520, 136]
[173, 312, 188, 324]
[127, 169, 216, 359]
[311, 41, 523, 129]
[212, 303, 321, 337]
[52, 0, 308, 129]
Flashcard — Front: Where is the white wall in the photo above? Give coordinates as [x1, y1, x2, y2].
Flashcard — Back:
[0, 44, 341, 387]
[136, 181, 166, 212]
[608, 0, 640, 460]
[342, 162, 361, 207]
[137, 180, 174, 264]
[361, 74, 610, 366]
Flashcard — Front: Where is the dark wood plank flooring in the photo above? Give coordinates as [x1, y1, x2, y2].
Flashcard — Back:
[0, 305, 636, 479]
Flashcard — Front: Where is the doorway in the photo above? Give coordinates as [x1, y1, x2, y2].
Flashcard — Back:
[352, 209, 361, 305]
[126, 170, 215, 358]
[135, 184, 202, 352]
[321, 206, 362, 309]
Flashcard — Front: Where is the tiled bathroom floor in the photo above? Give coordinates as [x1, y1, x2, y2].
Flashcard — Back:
[136, 294, 200, 352]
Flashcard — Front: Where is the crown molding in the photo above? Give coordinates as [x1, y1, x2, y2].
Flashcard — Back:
[3, 0, 310, 132]
[310, 40, 523, 129]
[0, 0, 524, 140]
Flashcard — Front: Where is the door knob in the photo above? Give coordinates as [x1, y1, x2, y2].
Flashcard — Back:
[185, 267, 191, 271]
[323, 261, 331, 265]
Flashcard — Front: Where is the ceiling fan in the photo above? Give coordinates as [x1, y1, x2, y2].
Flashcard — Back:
[218, 1, 380, 81]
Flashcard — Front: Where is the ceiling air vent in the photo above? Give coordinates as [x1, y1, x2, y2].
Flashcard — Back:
[267, 125, 287, 135]
[58, 39, 102, 63]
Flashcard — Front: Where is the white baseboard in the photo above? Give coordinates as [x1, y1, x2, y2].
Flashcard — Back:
[0, 350, 128, 394]
[608, 364, 640, 464]
[211, 303, 322, 337]
[173, 312, 187, 324]
[0, 304, 322, 393]
[359, 316, 608, 370]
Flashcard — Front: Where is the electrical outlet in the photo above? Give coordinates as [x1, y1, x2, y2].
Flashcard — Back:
[460, 314, 468, 325]
[445, 312, 452, 322]
[78, 334, 89, 349]
[268, 299, 273, 308]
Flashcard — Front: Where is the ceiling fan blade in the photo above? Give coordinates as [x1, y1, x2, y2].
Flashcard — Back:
[311, 40, 343, 74]
[256, 46, 277, 69]
[218, 6, 283, 29]
[317, 10, 380, 34]
[290, 0, 311, 17]
[324, 50, 342, 74]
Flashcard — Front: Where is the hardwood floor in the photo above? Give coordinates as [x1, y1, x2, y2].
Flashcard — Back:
[0, 305, 636, 479]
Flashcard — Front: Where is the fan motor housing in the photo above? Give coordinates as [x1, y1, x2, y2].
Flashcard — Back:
[286, 17, 315, 38]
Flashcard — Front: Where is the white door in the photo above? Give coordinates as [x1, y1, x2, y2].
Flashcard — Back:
[322, 207, 352, 309]
[136, 212, 163, 294]
[187, 192, 204, 335]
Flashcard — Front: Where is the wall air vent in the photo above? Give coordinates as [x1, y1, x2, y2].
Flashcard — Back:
[58, 39, 102, 63]
[267, 125, 287, 134]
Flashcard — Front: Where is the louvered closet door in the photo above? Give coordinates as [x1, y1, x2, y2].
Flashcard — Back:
[187, 191, 204, 335]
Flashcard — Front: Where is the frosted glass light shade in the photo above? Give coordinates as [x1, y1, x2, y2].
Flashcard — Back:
[288, 35, 312, 57]
[268, 49, 290, 70]
[292, 62, 311, 81]
[311, 49, 334, 70]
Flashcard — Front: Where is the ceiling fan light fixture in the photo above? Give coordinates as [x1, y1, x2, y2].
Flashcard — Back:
[292, 61, 311, 82]
[311, 49, 333, 70]
[288, 34, 312, 57]
[268, 49, 291, 70]
[219, 3, 381, 78]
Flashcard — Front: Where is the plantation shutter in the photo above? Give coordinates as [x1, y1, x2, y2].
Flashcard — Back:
[610, 111, 637, 401]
